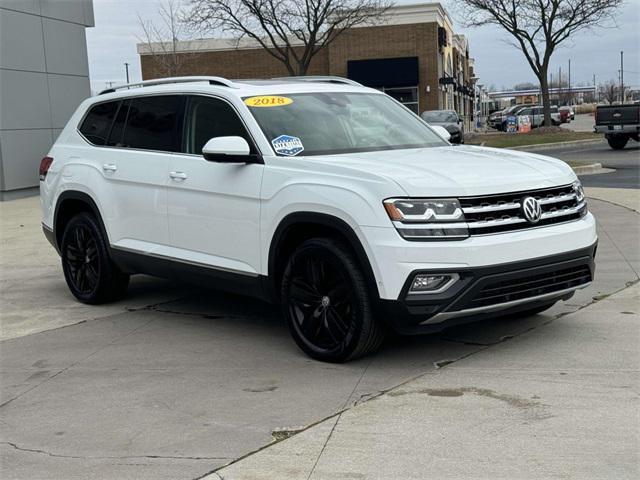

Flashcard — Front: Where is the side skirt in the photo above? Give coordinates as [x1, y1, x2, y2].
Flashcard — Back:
[111, 247, 275, 303]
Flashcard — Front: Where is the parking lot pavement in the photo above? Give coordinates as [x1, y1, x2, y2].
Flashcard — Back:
[523, 140, 640, 190]
[560, 113, 595, 133]
[214, 283, 640, 480]
[0, 195, 638, 480]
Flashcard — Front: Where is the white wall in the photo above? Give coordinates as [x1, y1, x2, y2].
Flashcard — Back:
[0, 0, 94, 199]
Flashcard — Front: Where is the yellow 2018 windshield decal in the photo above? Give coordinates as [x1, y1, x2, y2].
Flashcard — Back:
[244, 96, 293, 107]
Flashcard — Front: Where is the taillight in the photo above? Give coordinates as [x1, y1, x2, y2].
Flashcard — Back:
[39, 156, 53, 181]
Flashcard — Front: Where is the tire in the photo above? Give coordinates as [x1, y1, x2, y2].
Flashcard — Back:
[281, 238, 385, 362]
[607, 136, 628, 150]
[60, 212, 129, 304]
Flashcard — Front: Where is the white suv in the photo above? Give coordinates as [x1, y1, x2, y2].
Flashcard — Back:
[40, 76, 597, 362]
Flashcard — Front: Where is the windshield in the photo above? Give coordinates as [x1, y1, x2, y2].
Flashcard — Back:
[243, 92, 447, 156]
[421, 110, 458, 123]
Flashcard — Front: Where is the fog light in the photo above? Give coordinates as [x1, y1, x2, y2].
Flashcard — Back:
[409, 273, 459, 294]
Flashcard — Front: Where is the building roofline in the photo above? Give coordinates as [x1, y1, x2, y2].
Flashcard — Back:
[138, 2, 453, 55]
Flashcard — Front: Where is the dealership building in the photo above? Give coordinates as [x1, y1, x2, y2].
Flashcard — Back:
[139, 2, 477, 119]
[0, 0, 94, 200]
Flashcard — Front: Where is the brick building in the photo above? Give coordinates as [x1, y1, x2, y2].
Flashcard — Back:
[138, 2, 477, 119]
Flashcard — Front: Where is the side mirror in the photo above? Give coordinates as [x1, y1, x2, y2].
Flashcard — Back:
[202, 136, 261, 164]
[431, 125, 451, 142]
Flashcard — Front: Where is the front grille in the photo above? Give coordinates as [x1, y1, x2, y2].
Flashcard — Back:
[459, 184, 586, 235]
[469, 265, 592, 308]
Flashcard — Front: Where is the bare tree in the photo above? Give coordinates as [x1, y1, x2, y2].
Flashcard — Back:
[184, 0, 392, 76]
[138, 0, 197, 77]
[458, 0, 623, 126]
[599, 79, 618, 104]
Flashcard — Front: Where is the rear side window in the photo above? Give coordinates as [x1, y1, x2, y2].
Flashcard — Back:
[79, 101, 119, 145]
[184, 96, 254, 154]
[121, 96, 183, 151]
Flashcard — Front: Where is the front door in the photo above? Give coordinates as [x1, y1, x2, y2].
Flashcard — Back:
[166, 95, 264, 276]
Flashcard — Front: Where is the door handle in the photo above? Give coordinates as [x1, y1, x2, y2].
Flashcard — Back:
[169, 171, 187, 181]
[102, 164, 117, 172]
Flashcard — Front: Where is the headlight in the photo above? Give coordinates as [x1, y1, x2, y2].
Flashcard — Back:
[384, 198, 468, 240]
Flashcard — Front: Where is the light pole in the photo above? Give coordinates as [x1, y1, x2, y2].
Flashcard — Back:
[568, 59, 571, 105]
[620, 51, 624, 103]
[124, 62, 130, 84]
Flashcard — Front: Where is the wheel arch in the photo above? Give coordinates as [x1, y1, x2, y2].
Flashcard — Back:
[267, 212, 380, 302]
[53, 191, 109, 252]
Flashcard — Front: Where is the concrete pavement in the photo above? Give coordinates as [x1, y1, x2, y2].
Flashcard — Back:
[0, 189, 638, 480]
[213, 283, 639, 480]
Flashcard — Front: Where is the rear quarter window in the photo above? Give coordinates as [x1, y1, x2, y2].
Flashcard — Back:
[79, 101, 119, 145]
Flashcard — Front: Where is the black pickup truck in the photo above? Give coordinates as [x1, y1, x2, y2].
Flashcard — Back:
[594, 104, 640, 150]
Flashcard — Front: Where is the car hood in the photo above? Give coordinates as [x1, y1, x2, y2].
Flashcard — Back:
[305, 145, 576, 197]
[428, 121, 460, 132]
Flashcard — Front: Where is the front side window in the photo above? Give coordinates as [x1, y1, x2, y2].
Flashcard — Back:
[244, 92, 447, 156]
[184, 96, 253, 154]
[121, 95, 183, 151]
[79, 101, 119, 145]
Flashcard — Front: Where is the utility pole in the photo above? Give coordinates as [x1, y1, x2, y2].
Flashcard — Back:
[124, 62, 130, 84]
[559, 66, 562, 104]
[568, 59, 571, 106]
[620, 51, 624, 103]
[593, 74, 597, 103]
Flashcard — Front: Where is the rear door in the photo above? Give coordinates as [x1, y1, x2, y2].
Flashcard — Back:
[166, 95, 264, 276]
[82, 95, 184, 253]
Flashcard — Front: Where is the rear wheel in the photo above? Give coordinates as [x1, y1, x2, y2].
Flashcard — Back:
[608, 136, 628, 150]
[60, 213, 129, 304]
[281, 238, 385, 362]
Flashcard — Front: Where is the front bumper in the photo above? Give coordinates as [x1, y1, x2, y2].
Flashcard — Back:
[380, 241, 596, 334]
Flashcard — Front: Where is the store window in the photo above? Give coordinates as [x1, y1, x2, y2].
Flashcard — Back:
[381, 87, 419, 114]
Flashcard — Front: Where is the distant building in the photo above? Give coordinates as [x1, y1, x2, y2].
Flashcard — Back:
[0, 0, 94, 200]
[138, 2, 477, 120]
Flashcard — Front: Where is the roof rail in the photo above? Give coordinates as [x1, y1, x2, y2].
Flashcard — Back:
[98, 76, 236, 95]
[271, 76, 363, 87]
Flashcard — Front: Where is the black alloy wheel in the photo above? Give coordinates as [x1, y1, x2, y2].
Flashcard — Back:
[60, 213, 129, 304]
[281, 238, 385, 362]
[65, 223, 100, 295]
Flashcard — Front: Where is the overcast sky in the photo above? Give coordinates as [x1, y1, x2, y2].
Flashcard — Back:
[86, 0, 640, 93]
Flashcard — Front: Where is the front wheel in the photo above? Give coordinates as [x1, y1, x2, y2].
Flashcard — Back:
[607, 136, 628, 150]
[60, 213, 129, 304]
[281, 238, 385, 362]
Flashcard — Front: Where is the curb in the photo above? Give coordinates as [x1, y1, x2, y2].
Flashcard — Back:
[510, 138, 602, 152]
[572, 163, 613, 176]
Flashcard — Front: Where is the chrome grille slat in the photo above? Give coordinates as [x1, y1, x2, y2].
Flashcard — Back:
[459, 184, 584, 235]
[462, 202, 520, 214]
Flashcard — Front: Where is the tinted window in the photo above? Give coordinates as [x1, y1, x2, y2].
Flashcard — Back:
[185, 96, 253, 154]
[121, 96, 183, 151]
[106, 100, 130, 147]
[79, 101, 119, 145]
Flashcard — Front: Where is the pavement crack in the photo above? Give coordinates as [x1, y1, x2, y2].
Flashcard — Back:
[0, 317, 157, 409]
[1, 442, 228, 461]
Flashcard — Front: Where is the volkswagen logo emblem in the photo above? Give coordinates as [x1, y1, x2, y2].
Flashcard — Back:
[522, 196, 542, 224]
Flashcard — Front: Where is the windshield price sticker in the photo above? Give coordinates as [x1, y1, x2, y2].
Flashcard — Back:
[271, 135, 304, 156]
[244, 96, 293, 107]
